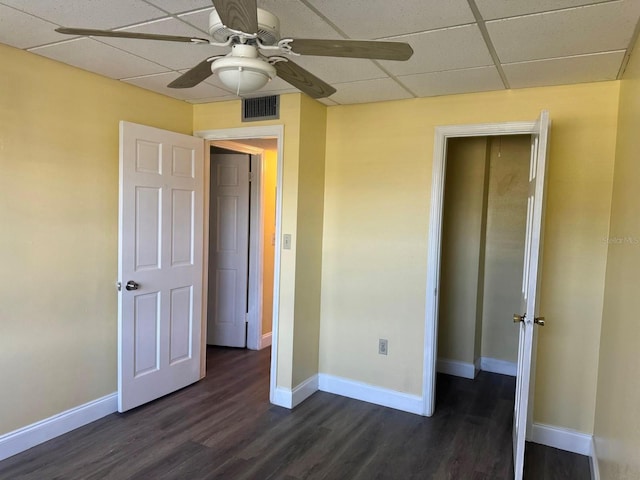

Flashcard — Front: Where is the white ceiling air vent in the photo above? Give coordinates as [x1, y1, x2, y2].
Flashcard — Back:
[242, 95, 280, 122]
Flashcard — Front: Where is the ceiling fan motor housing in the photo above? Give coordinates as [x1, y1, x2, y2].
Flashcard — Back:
[209, 8, 280, 45]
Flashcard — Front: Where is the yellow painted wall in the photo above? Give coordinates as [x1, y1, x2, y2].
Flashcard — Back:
[438, 135, 529, 368]
[291, 95, 327, 386]
[194, 94, 326, 389]
[320, 82, 619, 433]
[593, 38, 640, 478]
[438, 137, 489, 365]
[0, 44, 192, 435]
[1, 36, 629, 450]
[481, 135, 530, 363]
[261, 148, 277, 336]
[195, 96, 300, 388]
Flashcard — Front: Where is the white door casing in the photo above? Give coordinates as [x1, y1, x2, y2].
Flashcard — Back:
[422, 113, 550, 479]
[207, 152, 250, 347]
[195, 125, 284, 406]
[512, 110, 550, 479]
[118, 121, 204, 413]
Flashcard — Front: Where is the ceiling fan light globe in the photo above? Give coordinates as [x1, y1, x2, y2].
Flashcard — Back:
[211, 56, 276, 95]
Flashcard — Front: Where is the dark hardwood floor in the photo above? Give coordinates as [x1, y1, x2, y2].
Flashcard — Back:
[0, 347, 590, 479]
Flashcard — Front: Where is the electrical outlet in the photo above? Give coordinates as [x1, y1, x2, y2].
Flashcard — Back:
[378, 338, 388, 355]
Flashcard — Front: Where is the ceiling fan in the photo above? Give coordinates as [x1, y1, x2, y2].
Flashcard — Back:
[55, 0, 413, 99]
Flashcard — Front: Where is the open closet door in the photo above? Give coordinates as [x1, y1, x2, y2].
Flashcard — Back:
[118, 121, 205, 412]
[512, 110, 550, 479]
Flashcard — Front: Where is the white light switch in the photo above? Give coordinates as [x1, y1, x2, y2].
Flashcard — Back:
[283, 234, 292, 250]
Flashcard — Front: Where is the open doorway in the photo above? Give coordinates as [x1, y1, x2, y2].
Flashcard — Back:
[422, 113, 550, 479]
[436, 135, 530, 381]
[196, 125, 284, 407]
[206, 139, 278, 351]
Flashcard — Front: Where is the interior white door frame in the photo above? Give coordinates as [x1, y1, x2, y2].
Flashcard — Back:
[209, 140, 266, 351]
[422, 120, 540, 433]
[195, 125, 283, 405]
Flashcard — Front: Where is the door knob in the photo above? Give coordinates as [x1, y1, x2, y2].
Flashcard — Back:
[513, 313, 525, 323]
[534, 316, 545, 326]
[125, 280, 140, 291]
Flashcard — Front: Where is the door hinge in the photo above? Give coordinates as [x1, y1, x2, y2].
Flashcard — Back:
[249, 172, 254, 182]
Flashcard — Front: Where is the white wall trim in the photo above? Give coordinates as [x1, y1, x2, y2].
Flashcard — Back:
[272, 386, 292, 409]
[292, 375, 319, 408]
[480, 357, 517, 377]
[260, 332, 272, 349]
[318, 374, 423, 415]
[436, 357, 516, 379]
[0, 393, 117, 462]
[271, 375, 318, 409]
[531, 423, 593, 456]
[590, 437, 601, 480]
[436, 358, 476, 379]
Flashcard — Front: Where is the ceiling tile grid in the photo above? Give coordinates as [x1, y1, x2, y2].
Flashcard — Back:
[0, 0, 638, 105]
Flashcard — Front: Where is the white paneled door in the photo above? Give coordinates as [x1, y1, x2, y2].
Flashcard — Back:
[512, 111, 550, 479]
[207, 153, 250, 347]
[118, 121, 204, 413]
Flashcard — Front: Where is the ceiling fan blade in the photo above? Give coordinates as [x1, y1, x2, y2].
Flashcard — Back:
[271, 58, 336, 99]
[55, 27, 209, 43]
[288, 39, 414, 61]
[168, 57, 224, 89]
[211, 0, 258, 34]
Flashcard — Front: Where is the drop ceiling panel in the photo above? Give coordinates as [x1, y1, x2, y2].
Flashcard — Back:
[0, 4, 67, 49]
[144, 0, 213, 14]
[123, 71, 230, 100]
[2, 0, 640, 104]
[178, 1, 339, 39]
[0, 0, 166, 29]
[30, 38, 168, 79]
[380, 25, 494, 76]
[189, 96, 237, 103]
[329, 78, 412, 104]
[288, 56, 387, 84]
[398, 66, 504, 97]
[175, 8, 214, 33]
[503, 51, 625, 88]
[475, 0, 618, 20]
[258, 0, 340, 39]
[317, 97, 340, 106]
[487, 1, 640, 63]
[305, 0, 475, 39]
[97, 18, 227, 70]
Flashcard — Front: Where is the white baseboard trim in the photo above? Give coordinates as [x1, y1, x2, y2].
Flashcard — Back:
[260, 332, 272, 349]
[437, 357, 517, 379]
[0, 392, 118, 462]
[318, 374, 423, 415]
[292, 375, 318, 408]
[530, 423, 593, 456]
[480, 357, 517, 377]
[271, 386, 291, 408]
[590, 437, 601, 480]
[271, 375, 318, 409]
[437, 358, 476, 379]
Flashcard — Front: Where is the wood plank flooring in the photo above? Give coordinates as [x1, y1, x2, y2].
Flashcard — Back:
[0, 347, 590, 479]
